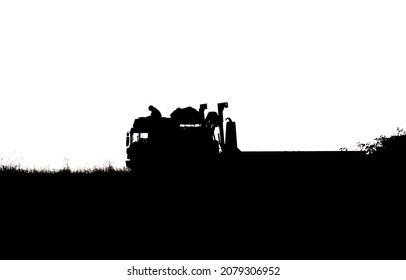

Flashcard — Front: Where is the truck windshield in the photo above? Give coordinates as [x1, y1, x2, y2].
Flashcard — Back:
[133, 133, 148, 143]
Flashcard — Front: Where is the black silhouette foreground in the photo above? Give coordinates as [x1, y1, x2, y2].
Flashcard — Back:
[1, 104, 405, 260]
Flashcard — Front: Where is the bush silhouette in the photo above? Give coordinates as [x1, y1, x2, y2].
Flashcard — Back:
[357, 127, 406, 159]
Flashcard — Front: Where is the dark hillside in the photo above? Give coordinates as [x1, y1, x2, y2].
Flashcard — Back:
[1, 151, 404, 260]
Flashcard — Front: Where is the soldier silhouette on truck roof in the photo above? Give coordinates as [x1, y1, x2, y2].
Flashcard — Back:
[148, 105, 162, 119]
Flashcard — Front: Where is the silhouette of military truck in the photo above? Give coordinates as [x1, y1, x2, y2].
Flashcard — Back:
[126, 102, 239, 171]
[126, 101, 367, 177]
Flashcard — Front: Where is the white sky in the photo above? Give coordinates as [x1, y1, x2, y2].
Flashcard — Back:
[1, 0, 406, 170]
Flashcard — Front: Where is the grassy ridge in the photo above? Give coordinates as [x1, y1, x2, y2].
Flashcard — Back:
[1, 128, 405, 259]
[0, 161, 128, 174]
[0, 154, 404, 260]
